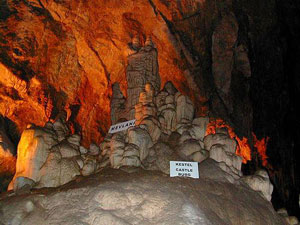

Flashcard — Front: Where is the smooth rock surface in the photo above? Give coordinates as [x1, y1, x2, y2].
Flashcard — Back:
[8, 126, 57, 190]
[0, 169, 286, 225]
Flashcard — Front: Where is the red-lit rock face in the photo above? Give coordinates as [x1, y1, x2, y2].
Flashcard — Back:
[1, 0, 215, 146]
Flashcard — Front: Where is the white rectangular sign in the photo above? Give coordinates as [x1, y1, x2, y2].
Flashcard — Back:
[170, 161, 199, 178]
[109, 119, 136, 133]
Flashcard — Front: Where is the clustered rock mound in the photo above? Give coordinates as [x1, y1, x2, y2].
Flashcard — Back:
[0, 169, 287, 225]
[4, 42, 294, 225]
[9, 80, 276, 205]
[8, 111, 106, 192]
[8, 43, 276, 206]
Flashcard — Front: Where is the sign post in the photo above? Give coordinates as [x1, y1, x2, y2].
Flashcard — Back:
[170, 161, 199, 178]
[108, 119, 136, 134]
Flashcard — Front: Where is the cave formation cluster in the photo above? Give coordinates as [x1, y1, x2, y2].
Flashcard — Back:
[0, 0, 299, 219]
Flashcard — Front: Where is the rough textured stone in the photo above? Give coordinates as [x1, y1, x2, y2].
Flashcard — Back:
[37, 151, 80, 188]
[110, 83, 126, 124]
[0, 169, 286, 225]
[0, 120, 16, 157]
[199, 159, 239, 184]
[13, 176, 35, 193]
[8, 125, 57, 190]
[176, 139, 208, 163]
[127, 127, 153, 161]
[143, 142, 177, 174]
[109, 132, 126, 169]
[8, 116, 84, 190]
[0, 0, 298, 217]
[156, 82, 177, 134]
[175, 93, 194, 124]
[125, 42, 161, 119]
[81, 160, 96, 176]
[135, 83, 158, 125]
[79, 146, 88, 154]
[67, 134, 81, 146]
[204, 133, 237, 154]
[0, 117, 16, 181]
[212, 13, 239, 113]
[139, 116, 161, 142]
[58, 140, 80, 158]
[241, 169, 274, 202]
[191, 117, 209, 141]
[53, 112, 70, 142]
[209, 145, 243, 172]
[89, 143, 100, 156]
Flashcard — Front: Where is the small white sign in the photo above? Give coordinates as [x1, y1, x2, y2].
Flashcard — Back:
[109, 119, 136, 133]
[170, 161, 199, 178]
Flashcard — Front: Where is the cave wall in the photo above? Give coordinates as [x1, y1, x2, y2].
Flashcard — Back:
[0, 0, 299, 217]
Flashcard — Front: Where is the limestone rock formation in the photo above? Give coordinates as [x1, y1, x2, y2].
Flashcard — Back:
[204, 129, 243, 179]
[156, 81, 177, 135]
[0, 0, 299, 218]
[277, 208, 299, 225]
[241, 169, 274, 202]
[0, 169, 286, 225]
[8, 124, 58, 190]
[104, 80, 246, 184]
[8, 113, 105, 190]
[110, 83, 126, 124]
[125, 37, 161, 120]
[212, 13, 239, 113]
[143, 142, 177, 174]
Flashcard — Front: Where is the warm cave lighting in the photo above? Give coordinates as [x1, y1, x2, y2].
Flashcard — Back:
[253, 133, 270, 167]
[0, 151, 16, 175]
[206, 118, 251, 163]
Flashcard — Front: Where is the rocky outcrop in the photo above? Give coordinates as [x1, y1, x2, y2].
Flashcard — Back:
[8, 113, 106, 190]
[277, 208, 299, 225]
[122, 36, 161, 120]
[0, 0, 299, 218]
[0, 169, 286, 225]
[204, 129, 243, 179]
[102, 80, 249, 187]
[241, 169, 274, 202]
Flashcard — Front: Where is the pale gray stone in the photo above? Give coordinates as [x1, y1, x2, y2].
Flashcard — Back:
[190, 117, 209, 141]
[67, 134, 81, 146]
[209, 144, 243, 171]
[79, 146, 88, 154]
[175, 93, 194, 124]
[139, 116, 161, 142]
[89, 143, 100, 156]
[204, 133, 237, 154]
[82, 160, 96, 176]
[176, 139, 208, 163]
[0, 170, 286, 225]
[37, 151, 80, 188]
[241, 169, 274, 202]
[53, 116, 69, 142]
[59, 141, 80, 158]
[128, 127, 153, 161]
[13, 177, 35, 192]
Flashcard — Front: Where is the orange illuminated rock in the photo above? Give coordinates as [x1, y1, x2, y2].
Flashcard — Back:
[0, 0, 209, 146]
[8, 124, 58, 190]
[206, 118, 252, 164]
[253, 133, 270, 167]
